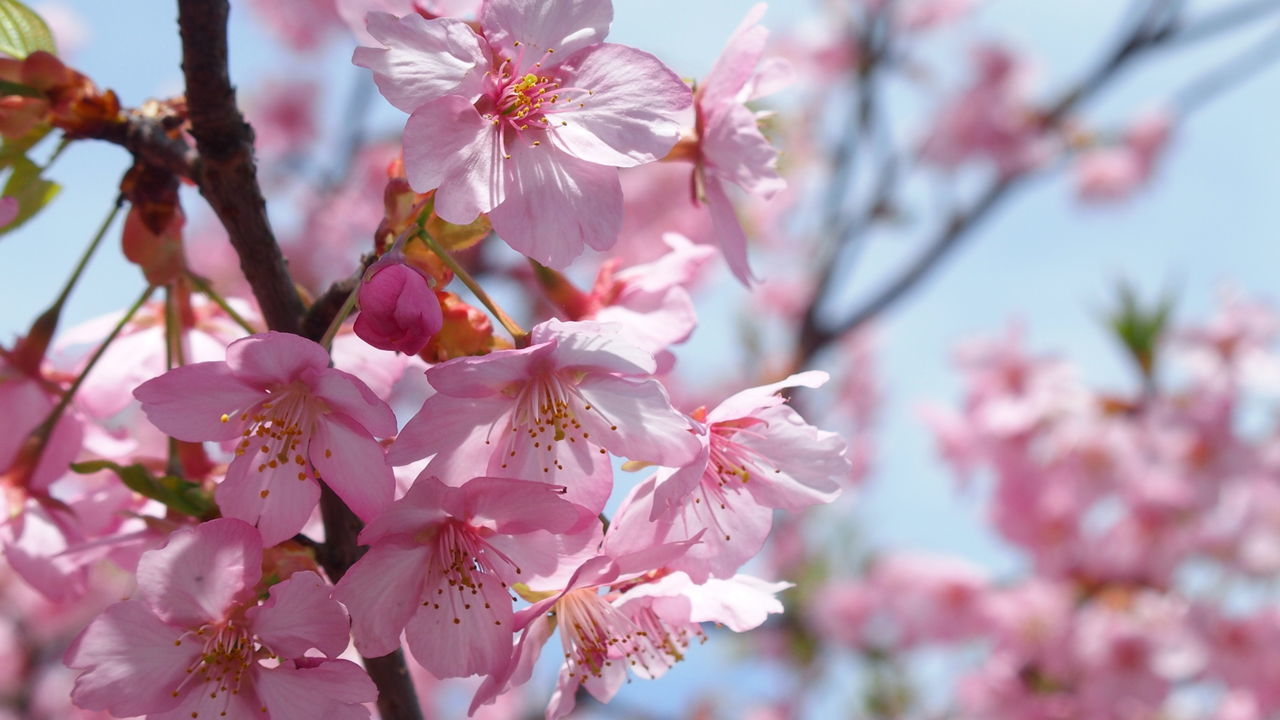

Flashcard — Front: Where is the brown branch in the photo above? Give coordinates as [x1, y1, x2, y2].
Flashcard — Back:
[174, 3, 423, 718]
[82, 113, 197, 179]
[177, 0, 303, 335]
[793, 0, 1280, 369]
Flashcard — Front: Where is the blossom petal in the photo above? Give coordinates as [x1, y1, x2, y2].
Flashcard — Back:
[737, 404, 848, 510]
[423, 343, 550, 398]
[403, 95, 504, 220]
[358, 474, 449, 545]
[703, 176, 756, 284]
[310, 368, 398, 438]
[551, 43, 690, 167]
[405, 565, 514, 679]
[487, 145, 622, 268]
[248, 571, 349, 659]
[700, 3, 768, 110]
[256, 659, 377, 720]
[133, 361, 264, 442]
[707, 370, 828, 424]
[481, 0, 611, 67]
[355, 13, 487, 112]
[135, 518, 262, 627]
[225, 332, 331, 387]
[533, 318, 655, 376]
[334, 539, 430, 658]
[310, 413, 395, 522]
[572, 374, 699, 467]
[217, 455, 322, 546]
[444, 476, 593, 534]
[702, 101, 785, 198]
[65, 600, 194, 716]
[388, 392, 510, 467]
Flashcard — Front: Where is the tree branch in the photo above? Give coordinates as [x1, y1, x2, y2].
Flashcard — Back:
[177, 0, 303, 335]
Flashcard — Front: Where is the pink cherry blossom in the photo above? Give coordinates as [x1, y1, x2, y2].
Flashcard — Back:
[247, 0, 345, 52]
[691, 3, 789, 284]
[353, 0, 692, 267]
[920, 44, 1051, 176]
[1074, 110, 1174, 203]
[606, 371, 849, 582]
[65, 518, 375, 718]
[389, 319, 700, 513]
[354, 255, 443, 354]
[338, 0, 481, 45]
[334, 475, 594, 680]
[133, 332, 397, 545]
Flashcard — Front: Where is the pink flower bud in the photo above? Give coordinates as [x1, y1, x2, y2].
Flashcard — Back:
[354, 260, 442, 354]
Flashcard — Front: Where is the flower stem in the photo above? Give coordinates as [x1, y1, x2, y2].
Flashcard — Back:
[416, 227, 530, 347]
[186, 271, 258, 334]
[318, 282, 360, 352]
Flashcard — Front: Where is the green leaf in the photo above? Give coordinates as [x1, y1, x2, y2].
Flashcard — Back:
[0, 123, 49, 170]
[0, 78, 39, 97]
[0, 0, 54, 59]
[0, 153, 56, 235]
[71, 460, 214, 519]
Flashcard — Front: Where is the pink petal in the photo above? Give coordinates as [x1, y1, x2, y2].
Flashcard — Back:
[0, 378, 50, 470]
[487, 145, 622, 268]
[403, 95, 504, 221]
[311, 367, 398, 438]
[135, 518, 262, 627]
[700, 3, 768, 111]
[334, 539, 431, 657]
[664, 486, 775, 582]
[482, 410, 613, 513]
[65, 600, 194, 716]
[703, 176, 756, 284]
[572, 374, 700, 467]
[355, 13, 487, 112]
[423, 343, 550, 398]
[444, 476, 593, 534]
[702, 101, 784, 198]
[707, 370, 828, 424]
[247, 570, 349, 659]
[133, 361, 264, 442]
[551, 44, 690, 167]
[649, 439, 710, 522]
[358, 474, 449, 545]
[469, 610, 554, 715]
[388, 391, 511, 466]
[737, 405, 848, 511]
[680, 574, 789, 632]
[310, 414, 395, 521]
[404, 565, 514, 678]
[225, 332, 331, 387]
[533, 318, 655, 376]
[217, 454, 322, 546]
[255, 660, 377, 720]
[480, 0, 611, 67]
[151, 682, 259, 720]
[3, 501, 87, 601]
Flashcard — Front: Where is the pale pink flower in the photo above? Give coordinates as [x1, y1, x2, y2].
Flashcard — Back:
[134, 332, 397, 545]
[469, 540, 708, 717]
[606, 371, 848, 582]
[920, 44, 1050, 176]
[583, 233, 716, 364]
[354, 0, 692, 267]
[338, 0, 481, 45]
[691, 3, 788, 284]
[1074, 110, 1174, 203]
[389, 319, 700, 513]
[246, 79, 319, 161]
[334, 475, 594, 680]
[65, 519, 375, 718]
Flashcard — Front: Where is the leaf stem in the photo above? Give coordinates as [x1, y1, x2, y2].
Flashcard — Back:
[187, 271, 258, 334]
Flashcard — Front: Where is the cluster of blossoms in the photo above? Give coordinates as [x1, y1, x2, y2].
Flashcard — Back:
[805, 294, 1280, 719]
[0, 0, 859, 718]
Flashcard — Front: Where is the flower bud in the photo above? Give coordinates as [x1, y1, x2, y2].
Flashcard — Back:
[353, 259, 442, 354]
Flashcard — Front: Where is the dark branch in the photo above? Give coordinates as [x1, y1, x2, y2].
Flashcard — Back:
[177, 0, 303, 335]
[82, 113, 197, 179]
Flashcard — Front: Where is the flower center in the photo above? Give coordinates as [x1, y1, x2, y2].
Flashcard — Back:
[171, 620, 268, 715]
[487, 371, 618, 475]
[555, 589, 685, 685]
[480, 43, 594, 157]
[419, 521, 520, 624]
[707, 422, 782, 486]
[228, 382, 322, 481]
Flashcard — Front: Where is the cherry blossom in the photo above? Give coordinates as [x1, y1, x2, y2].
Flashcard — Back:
[353, 0, 692, 267]
[65, 519, 376, 718]
[134, 332, 397, 545]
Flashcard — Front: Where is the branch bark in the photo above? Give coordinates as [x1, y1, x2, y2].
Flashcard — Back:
[174, 3, 423, 718]
[177, 0, 303, 335]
